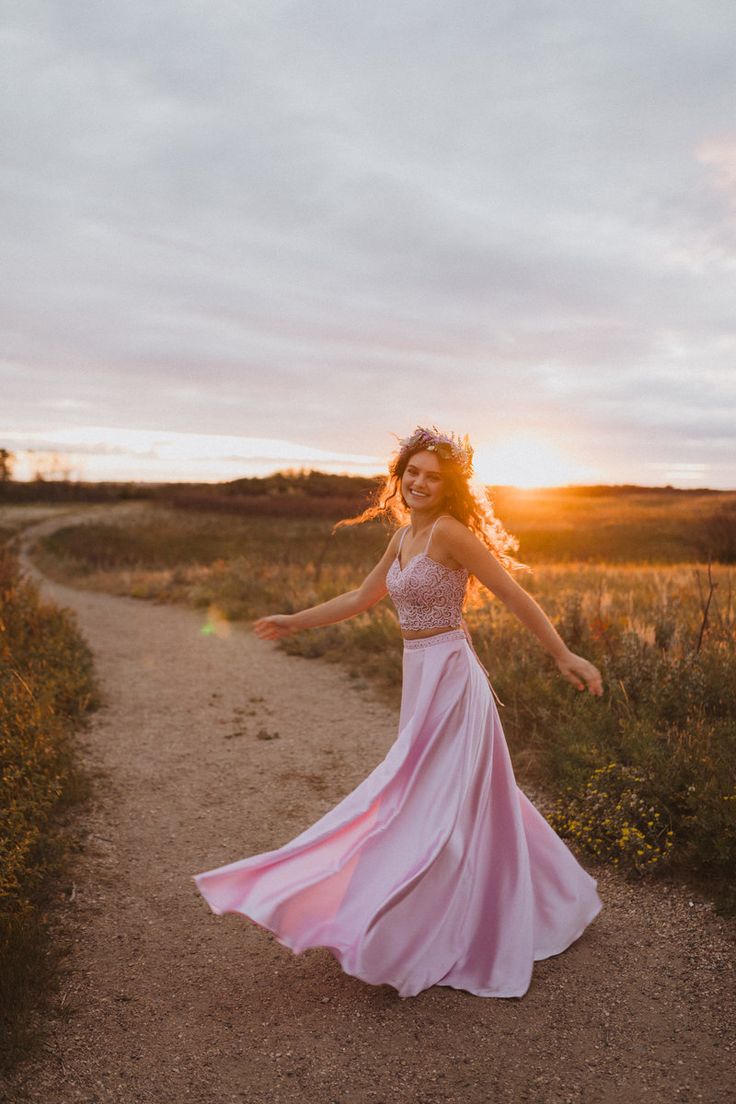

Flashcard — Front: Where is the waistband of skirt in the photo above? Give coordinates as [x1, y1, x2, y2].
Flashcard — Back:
[402, 628, 466, 651]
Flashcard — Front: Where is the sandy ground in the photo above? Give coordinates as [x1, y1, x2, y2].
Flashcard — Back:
[3, 512, 735, 1104]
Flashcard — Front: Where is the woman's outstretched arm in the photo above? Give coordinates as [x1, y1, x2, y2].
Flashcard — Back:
[438, 518, 604, 696]
[253, 530, 402, 641]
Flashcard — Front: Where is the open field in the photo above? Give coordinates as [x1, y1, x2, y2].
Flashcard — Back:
[31, 500, 736, 917]
[3, 477, 735, 560]
[0, 503, 85, 545]
[489, 484, 736, 562]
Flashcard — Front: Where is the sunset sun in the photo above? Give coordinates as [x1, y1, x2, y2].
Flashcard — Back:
[473, 435, 597, 489]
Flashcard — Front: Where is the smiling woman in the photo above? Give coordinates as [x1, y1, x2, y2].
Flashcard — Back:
[336, 426, 526, 585]
[194, 425, 604, 1000]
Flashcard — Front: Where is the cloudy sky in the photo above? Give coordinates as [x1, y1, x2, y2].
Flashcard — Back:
[2, 0, 735, 487]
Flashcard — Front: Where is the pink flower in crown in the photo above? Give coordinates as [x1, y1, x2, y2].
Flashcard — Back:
[397, 425, 474, 474]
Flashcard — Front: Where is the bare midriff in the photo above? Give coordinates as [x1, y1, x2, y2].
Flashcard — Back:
[401, 625, 461, 640]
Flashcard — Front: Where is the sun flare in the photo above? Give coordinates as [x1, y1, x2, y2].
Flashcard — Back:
[473, 435, 597, 489]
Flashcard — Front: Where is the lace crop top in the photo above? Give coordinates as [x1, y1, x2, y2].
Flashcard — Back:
[386, 516, 468, 631]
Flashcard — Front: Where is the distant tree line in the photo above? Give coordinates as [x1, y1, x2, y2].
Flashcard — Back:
[223, 469, 379, 498]
[0, 478, 157, 503]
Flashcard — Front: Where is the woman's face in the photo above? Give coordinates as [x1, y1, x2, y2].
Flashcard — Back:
[401, 449, 446, 512]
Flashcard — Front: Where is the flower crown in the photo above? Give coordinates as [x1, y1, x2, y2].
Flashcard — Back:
[396, 425, 474, 475]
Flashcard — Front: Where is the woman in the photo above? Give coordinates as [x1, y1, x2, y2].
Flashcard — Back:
[194, 426, 604, 999]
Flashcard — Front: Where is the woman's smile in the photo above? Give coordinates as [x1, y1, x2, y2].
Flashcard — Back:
[401, 451, 446, 508]
[406, 483, 438, 506]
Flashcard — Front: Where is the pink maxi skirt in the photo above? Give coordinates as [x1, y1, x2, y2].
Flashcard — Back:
[193, 629, 602, 998]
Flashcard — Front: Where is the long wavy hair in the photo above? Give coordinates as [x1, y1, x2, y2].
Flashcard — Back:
[335, 429, 529, 579]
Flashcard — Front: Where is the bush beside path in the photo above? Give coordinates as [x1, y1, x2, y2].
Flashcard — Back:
[3, 513, 735, 1104]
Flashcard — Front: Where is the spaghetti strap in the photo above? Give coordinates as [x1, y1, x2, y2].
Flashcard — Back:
[424, 514, 450, 556]
[396, 526, 410, 563]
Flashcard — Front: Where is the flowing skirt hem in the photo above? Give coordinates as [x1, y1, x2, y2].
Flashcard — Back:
[192, 873, 603, 1000]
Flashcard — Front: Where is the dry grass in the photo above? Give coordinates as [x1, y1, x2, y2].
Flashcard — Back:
[0, 543, 97, 1070]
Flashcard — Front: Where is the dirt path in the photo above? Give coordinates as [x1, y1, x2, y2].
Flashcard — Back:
[4, 513, 735, 1104]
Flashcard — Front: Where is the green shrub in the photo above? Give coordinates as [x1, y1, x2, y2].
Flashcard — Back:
[546, 762, 675, 872]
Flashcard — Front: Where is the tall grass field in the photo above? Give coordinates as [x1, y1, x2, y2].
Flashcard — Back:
[34, 492, 736, 917]
[0, 538, 97, 1068]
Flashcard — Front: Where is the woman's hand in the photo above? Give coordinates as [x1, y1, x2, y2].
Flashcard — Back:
[252, 614, 299, 641]
[555, 649, 604, 696]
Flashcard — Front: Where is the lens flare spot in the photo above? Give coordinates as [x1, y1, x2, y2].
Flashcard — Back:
[200, 605, 231, 638]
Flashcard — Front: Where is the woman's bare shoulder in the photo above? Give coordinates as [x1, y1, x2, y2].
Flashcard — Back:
[436, 515, 475, 544]
[431, 515, 478, 568]
[437, 514, 469, 533]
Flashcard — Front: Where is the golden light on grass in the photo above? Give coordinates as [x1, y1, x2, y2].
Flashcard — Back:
[473, 434, 598, 489]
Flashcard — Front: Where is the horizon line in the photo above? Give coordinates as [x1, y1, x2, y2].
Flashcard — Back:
[4, 473, 733, 494]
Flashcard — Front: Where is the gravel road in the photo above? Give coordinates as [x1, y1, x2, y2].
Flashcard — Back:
[4, 514, 735, 1104]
